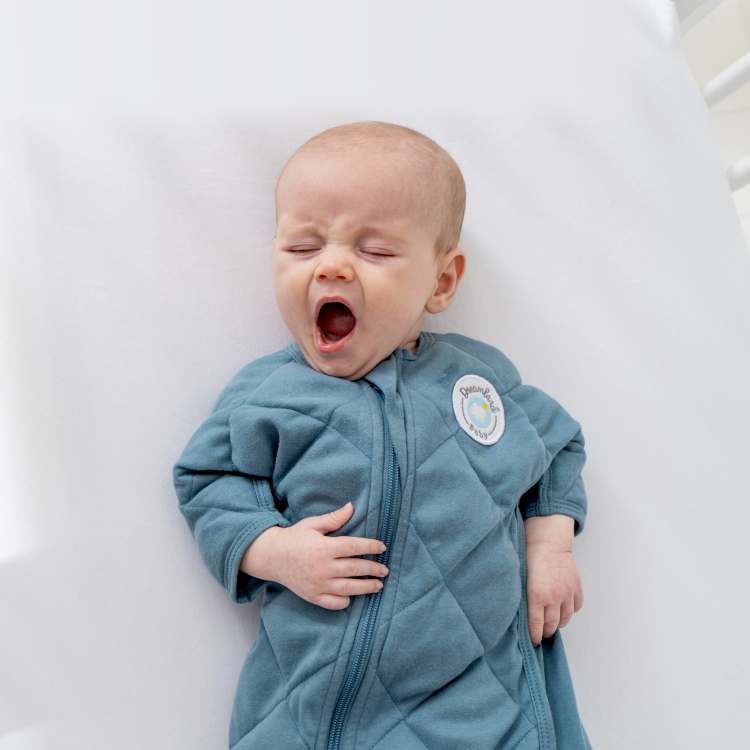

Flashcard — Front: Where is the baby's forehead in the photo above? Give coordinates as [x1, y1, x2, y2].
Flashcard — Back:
[280, 156, 439, 237]
[286, 137, 433, 178]
[280, 142, 437, 207]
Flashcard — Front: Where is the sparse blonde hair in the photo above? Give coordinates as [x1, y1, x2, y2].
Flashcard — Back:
[278, 122, 466, 255]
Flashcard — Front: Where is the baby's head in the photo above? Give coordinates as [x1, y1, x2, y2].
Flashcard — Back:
[273, 122, 466, 381]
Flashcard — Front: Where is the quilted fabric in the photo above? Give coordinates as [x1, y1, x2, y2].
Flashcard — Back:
[174, 332, 590, 750]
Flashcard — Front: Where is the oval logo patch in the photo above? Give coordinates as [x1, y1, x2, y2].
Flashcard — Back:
[452, 375, 505, 445]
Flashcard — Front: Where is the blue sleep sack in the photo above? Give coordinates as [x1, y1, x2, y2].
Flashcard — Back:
[174, 332, 592, 750]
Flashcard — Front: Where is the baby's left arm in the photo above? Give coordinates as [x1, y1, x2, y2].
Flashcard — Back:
[505, 383, 587, 646]
[524, 513, 583, 647]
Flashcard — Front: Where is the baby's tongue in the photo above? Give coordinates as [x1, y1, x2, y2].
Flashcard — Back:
[318, 302, 356, 341]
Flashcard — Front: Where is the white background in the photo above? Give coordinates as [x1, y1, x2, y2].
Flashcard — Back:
[1, 1, 750, 748]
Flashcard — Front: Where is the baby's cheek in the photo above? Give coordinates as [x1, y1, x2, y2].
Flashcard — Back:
[276, 281, 306, 329]
[379, 286, 424, 327]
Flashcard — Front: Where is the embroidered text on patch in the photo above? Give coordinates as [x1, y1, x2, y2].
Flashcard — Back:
[452, 375, 505, 445]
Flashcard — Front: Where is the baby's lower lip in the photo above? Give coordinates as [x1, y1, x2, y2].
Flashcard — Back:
[314, 321, 357, 354]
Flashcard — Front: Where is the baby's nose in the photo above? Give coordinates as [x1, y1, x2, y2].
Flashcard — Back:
[316, 249, 354, 281]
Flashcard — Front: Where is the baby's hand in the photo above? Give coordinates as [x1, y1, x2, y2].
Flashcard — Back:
[240, 502, 389, 610]
[524, 514, 583, 647]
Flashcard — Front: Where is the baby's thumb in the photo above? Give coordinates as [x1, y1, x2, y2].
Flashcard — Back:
[307, 502, 355, 534]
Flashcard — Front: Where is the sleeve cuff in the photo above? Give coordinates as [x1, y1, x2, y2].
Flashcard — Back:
[522, 499, 586, 536]
[224, 511, 291, 603]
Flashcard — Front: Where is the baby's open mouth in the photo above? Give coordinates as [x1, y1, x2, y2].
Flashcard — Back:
[317, 302, 356, 344]
[315, 301, 357, 355]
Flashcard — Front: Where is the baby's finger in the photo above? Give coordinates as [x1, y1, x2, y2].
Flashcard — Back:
[325, 577, 384, 598]
[330, 559, 389, 580]
[574, 588, 584, 613]
[528, 602, 545, 647]
[558, 598, 575, 629]
[303, 502, 356, 535]
[314, 594, 351, 610]
[543, 603, 560, 640]
[330, 535, 386, 559]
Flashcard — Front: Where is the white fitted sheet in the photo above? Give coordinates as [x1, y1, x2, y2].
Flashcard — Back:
[1, 1, 749, 748]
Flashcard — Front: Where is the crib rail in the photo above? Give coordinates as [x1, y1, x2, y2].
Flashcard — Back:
[700, 49, 750, 191]
[677, 0, 750, 193]
[727, 155, 750, 193]
[701, 51, 750, 109]
[679, 0, 726, 34]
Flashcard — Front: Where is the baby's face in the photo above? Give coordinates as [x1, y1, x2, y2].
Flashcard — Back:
[273, 148, 458, 381]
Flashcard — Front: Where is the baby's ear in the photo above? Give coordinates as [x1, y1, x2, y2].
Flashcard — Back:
[426, 248, 466, 314]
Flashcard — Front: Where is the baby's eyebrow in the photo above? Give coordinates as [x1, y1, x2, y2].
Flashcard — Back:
[279, 222, 407, 245]
[355, 226, 404, 242]
[278, 222, 321, 236]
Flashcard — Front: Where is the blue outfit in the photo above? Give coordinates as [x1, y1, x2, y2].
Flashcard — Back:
[174, 332, 591, 750]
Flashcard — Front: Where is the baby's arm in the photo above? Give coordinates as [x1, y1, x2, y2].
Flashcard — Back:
[524, 514, 583, 646]
[241, 501, 389, 610]
[504, 382, 587, 647]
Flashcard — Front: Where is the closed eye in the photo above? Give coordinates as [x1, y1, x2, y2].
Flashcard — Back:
[360, 246, 394, 259]
[287, 245, 321, 254]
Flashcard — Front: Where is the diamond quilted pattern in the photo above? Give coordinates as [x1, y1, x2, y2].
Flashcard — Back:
[442, 525, 522, 648]
[262, 587, 349, 690]
[229, 622, 287, 745]
[370, 719, 430, 750]
[352, 674, 409, 750]
[407, 389, 457, 469]
[483, 622, 538, 728]
[275, 426, 373, 523]
[410, 439, 504, 577]
[287, 660, 338, 750]
[402, 656, 536, 750]
[231, 698, 311, 750]
[376, 580, 484, 714]
[392, 522, 445, 616]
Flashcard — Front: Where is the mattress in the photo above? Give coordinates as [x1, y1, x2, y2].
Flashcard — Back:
[1, 1, 748, 747]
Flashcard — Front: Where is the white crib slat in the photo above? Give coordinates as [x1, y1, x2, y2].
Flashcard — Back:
[701, 51, 750, 109]
[678, 0, 726, 34]
[727, 154, 750, 192]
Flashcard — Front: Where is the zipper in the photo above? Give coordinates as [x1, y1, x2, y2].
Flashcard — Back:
[327, 386, 401, 750]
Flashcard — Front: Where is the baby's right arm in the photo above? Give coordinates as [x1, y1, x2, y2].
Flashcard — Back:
[241, 501, 389, 610]
[174, 355, 389, 610]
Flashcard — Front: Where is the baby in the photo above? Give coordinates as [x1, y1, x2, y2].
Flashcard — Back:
[174, 122, 591, 750]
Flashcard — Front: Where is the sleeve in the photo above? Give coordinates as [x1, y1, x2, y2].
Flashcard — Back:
[173, 401, 290, 603]
[509, 384, 588, 535]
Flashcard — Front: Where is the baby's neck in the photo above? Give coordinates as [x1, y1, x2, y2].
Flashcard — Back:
[401, 335, 419, 354]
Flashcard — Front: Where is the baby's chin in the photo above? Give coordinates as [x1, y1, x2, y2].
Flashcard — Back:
[309, 351, 378, 381]
[300, 336, 387, 382]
